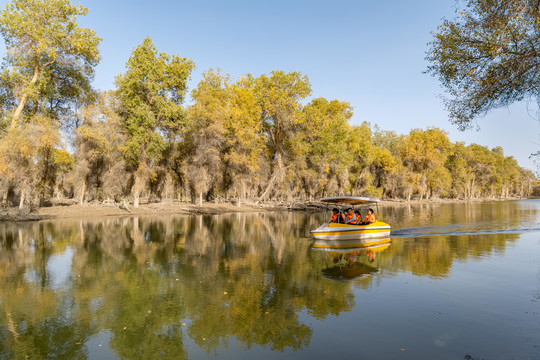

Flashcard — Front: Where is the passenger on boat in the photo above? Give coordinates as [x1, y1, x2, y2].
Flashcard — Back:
[344, 208, 357, 224]
[364, 208, 376, 224]
[330, 208, 345, 223]
[354, 210, 363, 224]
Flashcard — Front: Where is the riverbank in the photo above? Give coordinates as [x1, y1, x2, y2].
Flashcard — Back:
[0, 197, 532, 222]
[0, 201, 290, 221]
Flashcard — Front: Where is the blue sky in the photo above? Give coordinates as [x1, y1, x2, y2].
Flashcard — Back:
[3, 0, 540, 170]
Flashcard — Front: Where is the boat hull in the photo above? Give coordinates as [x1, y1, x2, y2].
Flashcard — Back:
[311, 237, 391, 249]
[311, 242, 391, 252]
[310, 222, 391, 248]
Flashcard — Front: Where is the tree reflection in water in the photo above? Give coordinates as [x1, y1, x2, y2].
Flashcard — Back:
[0, 205, 522, 358]
[0, 213, 346, 358]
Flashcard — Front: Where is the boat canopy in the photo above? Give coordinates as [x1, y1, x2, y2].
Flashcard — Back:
[321, 196, 380, 205]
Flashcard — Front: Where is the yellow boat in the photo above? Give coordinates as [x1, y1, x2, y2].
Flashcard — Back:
[310, 196, 391, 248]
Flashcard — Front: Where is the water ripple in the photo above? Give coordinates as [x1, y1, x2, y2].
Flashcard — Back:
[390, 225, 540, 239]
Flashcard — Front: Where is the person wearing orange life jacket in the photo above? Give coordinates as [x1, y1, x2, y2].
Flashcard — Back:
[364, 208, 376, 224]
[330, 208, 345, 223]
[344, 208, 357, 225]
[354, 210, 363, 224]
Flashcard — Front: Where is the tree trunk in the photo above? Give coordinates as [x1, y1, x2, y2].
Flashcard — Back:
[11, 59, 41, 129]
[2, 190, 7, 206]
[19, 180, 27, 209]
[39, 147, 51, 206]
[79, 181, 86, 205]
[53, 183, 61, 200]
[134, 190, 140, 208]
[259, 152, 284, 201]
[238, 181, 246, 207]
[199, 191, 203, 206]
[133, 170, 144, 208]
[163, 172, 174, 201]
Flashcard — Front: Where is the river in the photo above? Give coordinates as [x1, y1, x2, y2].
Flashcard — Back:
[1, 200, 539, 359]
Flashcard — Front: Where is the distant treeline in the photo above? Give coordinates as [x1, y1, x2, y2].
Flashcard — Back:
[0, 1, 536, 209]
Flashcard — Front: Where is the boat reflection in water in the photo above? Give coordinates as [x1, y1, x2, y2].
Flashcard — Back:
[311, 236, 391, 249]
[311, 240, 391, 281]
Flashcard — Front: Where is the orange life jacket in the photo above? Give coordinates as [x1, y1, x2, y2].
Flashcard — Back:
[345, 213, 357, 224]
[332, 213, 344, 223]
[365, 214, 376, 223]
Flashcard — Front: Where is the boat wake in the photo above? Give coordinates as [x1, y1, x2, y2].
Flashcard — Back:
[390, 225, 540, 239]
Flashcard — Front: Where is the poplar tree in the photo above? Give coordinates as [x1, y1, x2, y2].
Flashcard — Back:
[254, 71, 311, 200]
[186, 69, 230, 205]
[0, 0, 100, 208]
[0, 0, 101, 128]
[115, 37, 194, 207]
[299, 98, 353, 198]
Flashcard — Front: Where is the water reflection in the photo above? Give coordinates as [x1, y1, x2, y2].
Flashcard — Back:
[313, 244, 389, 281]
[0, 201, 538, 359]
[385, 199, 540, 235]
[0, 214, 339, 359]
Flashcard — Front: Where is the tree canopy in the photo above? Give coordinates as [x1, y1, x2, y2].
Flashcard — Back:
[0, 0, 536, 209]
[426, 0, 540, 129]
[0, 0, 101, 129]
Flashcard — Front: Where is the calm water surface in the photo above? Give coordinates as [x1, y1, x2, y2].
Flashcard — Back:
[1, 201, 540, 359]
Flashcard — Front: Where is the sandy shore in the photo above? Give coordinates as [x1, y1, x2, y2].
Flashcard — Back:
[0, 202, 261, 221]
[1, 201, 310, 221]
[0, 197, 530, 222]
